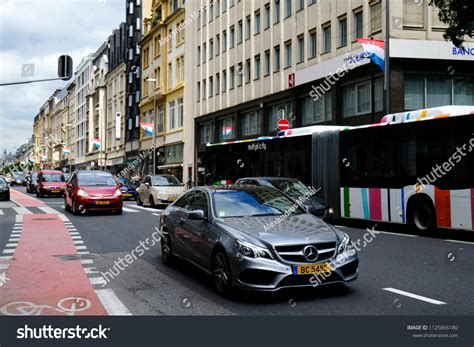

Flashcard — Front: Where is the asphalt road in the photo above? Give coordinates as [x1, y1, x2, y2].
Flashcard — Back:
[1, 186, 473, 316]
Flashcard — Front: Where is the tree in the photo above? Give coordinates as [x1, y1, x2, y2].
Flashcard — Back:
[429, 0, 474, 47]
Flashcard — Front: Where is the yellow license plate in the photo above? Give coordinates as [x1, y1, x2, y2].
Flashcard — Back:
[51, 190, 61, 193]
[123, 193, 132, 197]
[294, 263, 331, 275]
[169, 196, 177, 201]
[95, 201, 110, 205]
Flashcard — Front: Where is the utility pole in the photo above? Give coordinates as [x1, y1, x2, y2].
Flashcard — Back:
[385, 0, 391, 114]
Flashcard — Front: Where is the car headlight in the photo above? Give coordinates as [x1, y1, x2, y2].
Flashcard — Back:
[77, 189, 89, 197]
[114, 189, 122, 197]
[337, 233, 354, 254]
[236, 240, 273, 260]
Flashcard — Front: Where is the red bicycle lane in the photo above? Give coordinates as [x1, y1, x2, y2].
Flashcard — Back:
[0, 190, 107, 315]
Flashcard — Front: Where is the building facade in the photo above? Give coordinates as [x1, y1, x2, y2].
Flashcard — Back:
[186, 0, 474, 185]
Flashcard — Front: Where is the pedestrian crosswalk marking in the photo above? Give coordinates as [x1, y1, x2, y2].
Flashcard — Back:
[0, 210, 4, 215]
[38, 206, 60, 214]
[13, 207, 32, 215]
[122, 207, 139, 213]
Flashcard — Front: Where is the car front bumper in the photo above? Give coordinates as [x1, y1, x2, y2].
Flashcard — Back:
[228, 248, 358, 291]
[75, 196, 122, 211]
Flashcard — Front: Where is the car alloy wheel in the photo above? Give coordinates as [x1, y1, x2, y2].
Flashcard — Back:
[212, 252, 231, 294]
[161, 232, 173, 265]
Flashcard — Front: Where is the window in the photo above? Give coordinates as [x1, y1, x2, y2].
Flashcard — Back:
[223, 30, 227, 52]
[254, 55, 261, 80]
[222, 70, 227, 92]
[297, 0, 304, 11]
[264, 50, 271, 76]
[371, 1, 382, 34]
[246, 16, 251, 40]
[203, 42, 207, 61]
[284, 40, 292, 68]
[255, 10, 261, 34]
[216, 73, 220, 95]
[209, 76, 214, 97]
[216, 35, 220, 56]
[199, 123, 212, 144]
[238, 62, 243, 86]
[264, 3, 271, 29]
[245, 60, 251, 83]
[297, 35, 304, 63]
[169, 100, 176, 129]
[177, 98, 183, 128]
[168, 62, 172, 89]
[197, 81, 201, 102]
[202, 79, 206, 99]
[241, 111, 262, 136]
[301, 93, 332, 125]
[157, 106, 164, 133]
[274, 45, 280, 71]
[230, 26, 235, 48]
[197, 46, 201, 65]
[404, 0, 424, 28]
[219, 117, 234, 141]
[230, 66, 235, 89]
[165, 143, 183, 165]
[308, 0, 316, 5]
[268, 102, 293, 130]
[353, 10, 363, 40]
[216, 0, 220, 17]
[342, 78, 383, 117]
[284, 0, 291, 18]
[339, 17, 347, 47]
[322, 25, 331, 53]
[309, 29, 317, 58]
[274, 0, 280, 24]
[209, 2, 214, 21]
[209, 38, 214, 59]
[238, 20, 243, 44]
[431, 5, 446, 29]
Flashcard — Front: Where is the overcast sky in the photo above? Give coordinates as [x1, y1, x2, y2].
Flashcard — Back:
[0, 0, 124, 156]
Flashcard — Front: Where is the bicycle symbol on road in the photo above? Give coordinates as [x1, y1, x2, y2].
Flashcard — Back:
[0, 297, 91, 316]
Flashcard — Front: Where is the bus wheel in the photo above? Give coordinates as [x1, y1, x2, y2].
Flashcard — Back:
[408, 198, 436, 233]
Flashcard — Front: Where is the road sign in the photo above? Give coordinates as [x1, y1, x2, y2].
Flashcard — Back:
[288, 73, 295, 88]
[277, 118, 290, 131]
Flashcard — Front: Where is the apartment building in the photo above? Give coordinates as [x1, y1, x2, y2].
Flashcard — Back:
[65, 81, 76, 170]
[140, 0, 186, 180]
[185, 0, 474, 185]
[105, 23, 128, 174]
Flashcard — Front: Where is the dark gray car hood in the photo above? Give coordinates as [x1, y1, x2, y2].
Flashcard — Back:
[215, 213, 339, 247]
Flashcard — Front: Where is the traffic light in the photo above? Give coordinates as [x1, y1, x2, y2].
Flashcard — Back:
[58, 55, 73, 81]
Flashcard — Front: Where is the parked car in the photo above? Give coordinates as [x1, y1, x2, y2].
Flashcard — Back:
[11, 171, 27, 186]
[26, 172, 39, 193]
[0, 177, 10, 201]
[3, 174, 12, 185]
[160, 185, 358, 294]
[64, 170, 122, 215]
[235, 177, 334, 220]
[137, 175, 185, 207]
[36, 170, 66, 197]
[118, 177, 138, 201]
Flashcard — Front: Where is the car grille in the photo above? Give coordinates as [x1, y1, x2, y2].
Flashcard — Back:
[274, 242, 336, 264]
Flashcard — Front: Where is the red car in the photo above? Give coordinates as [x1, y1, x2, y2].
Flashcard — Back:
[64, 170, 123, 215]
[36, 170, 66, 197]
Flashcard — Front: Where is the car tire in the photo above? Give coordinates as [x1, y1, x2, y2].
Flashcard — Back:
[137, 195, 143, 206]
[408, 197, 436, 233]
[212, 250, 233, 295]
[149, 195, 155, 208]
[115, 208, 123, 215]
[161, 231, 174, 265]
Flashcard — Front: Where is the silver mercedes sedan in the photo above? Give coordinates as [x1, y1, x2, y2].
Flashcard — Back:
[159, 185, 358, 294]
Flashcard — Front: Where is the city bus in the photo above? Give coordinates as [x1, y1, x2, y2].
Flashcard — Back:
[204, 106, 474, 232]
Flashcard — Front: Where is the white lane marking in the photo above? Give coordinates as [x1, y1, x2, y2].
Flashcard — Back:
[0, 263, 10, 270]
[374, 231, 418, 237]
[58, 214, 70, 222]
[69, 232, 80, 236]
[5, 243, 18, 248]
[0, 256, 13, 260]
[73, 240, 84, 245]
[2, 249, 15, 254]
[122, 207, 139, 213]
[80, 259, 94, 265]
[445, 239, 474, 245]
[11, 230, 21, 234]
[15, 215, 23, 223]
[12, 207, 33, 215]
[76, 245, 87, 250]
[67, 229, 78, 232]
[38, 206, 60, 214]
[84, 267, 99, 275]
[77, 251, 90, 255]
[152, 213, 162, 216]
[95, 288, 132, 316]
[0, 210, 3, 215]
[125, 205, 163, 212]
[89, 277, 104, 286]
[71, 236, 81, 240]
[383, 287, 446, 305]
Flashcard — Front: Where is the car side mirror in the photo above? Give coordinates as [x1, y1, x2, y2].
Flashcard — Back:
[188, 209, 206, 220]
[145, 182, 150, 188]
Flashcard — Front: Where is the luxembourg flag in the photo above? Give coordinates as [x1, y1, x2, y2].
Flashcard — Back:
[63, 148, 71, 155]
[92, 139, 101, 150]
[140, 123, 154, 137]
[356, 38, 385, 72]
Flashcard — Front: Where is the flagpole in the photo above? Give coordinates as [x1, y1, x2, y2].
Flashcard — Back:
[385, 0, 391, 114]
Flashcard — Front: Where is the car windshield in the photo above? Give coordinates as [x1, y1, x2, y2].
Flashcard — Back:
[78, 173, 117, 186]
[271, 179, 310, 198]
[12, 172, 26, 179]
[0, 179, 6, 187]
[213, 189, 305, 218]
[152, 175, 181, 186]
[42, 174, 65, 182]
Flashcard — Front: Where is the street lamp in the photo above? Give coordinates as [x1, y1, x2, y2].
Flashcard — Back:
[146, 77, 157, 175]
